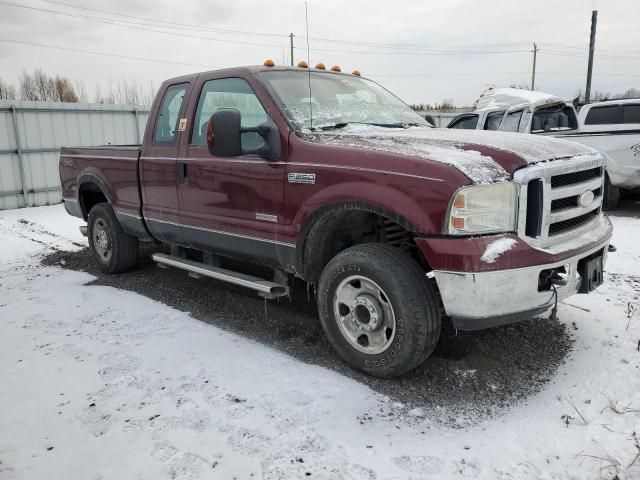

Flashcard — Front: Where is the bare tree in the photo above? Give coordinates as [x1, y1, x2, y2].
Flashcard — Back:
[19, 69, 79, 102]
[0, 77, 17, 99]
[54, 76, 78, 102]
[75, 79, 88, 103]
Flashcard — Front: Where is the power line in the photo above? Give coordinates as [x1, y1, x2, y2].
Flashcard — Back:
[539, 42, 640, 55]
[0, 2, 533, 57]
[3, 36, 639, 79]
[42, 0, 533, 51]
[0, 37, 217, 68]
[41, 0, 288, 38]
[0, 1, 287, 48]
[543, 50, 640, 61]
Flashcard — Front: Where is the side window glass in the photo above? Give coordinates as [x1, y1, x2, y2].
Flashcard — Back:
[191, 78, 268, 151]
[450, 115, 478, 129]
[622, 105, 640, 124]
[484, 111, 504, 130]
[153, 84, 187, 144]
[585, 105, 621, 125]
[499, 110, 523, 132]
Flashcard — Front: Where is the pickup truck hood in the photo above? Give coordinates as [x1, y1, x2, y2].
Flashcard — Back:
[308, 125, 599, 184]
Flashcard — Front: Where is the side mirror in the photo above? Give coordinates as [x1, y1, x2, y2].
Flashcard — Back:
[207, 108, 280, 159]
[207, 109, 242, 157]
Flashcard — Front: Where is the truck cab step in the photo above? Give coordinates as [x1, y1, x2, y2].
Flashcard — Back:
[151, 253, 289, 299]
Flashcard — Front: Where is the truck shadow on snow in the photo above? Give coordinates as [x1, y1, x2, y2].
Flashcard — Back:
[42, 246, 573, 425]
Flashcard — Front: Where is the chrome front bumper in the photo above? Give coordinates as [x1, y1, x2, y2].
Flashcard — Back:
[433, 236, 610, 330]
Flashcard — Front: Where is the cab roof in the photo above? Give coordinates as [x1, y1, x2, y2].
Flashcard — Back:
[162, 65, 361, 86]
[474, 87, 568, 112]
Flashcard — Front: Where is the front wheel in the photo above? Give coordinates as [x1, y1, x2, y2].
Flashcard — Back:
[317, 244, 441, 378]
[87, 203, 138, 273]
[602, 173, 620, 210]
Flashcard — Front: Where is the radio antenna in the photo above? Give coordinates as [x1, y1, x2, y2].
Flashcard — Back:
[305, 1, 313, 130]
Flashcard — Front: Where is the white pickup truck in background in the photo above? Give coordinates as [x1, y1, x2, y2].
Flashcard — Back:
[448, 88, 640, 208]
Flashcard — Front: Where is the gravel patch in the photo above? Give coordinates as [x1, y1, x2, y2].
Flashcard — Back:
[42, 246, 573, 426]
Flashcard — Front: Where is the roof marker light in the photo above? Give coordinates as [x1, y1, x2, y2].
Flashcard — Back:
[263, 59, 275, 67]
[314, 62, 326, 69]
[351, 69, 361, 76]
[297, 60, 309, 68]
[330, 65, 342, 72]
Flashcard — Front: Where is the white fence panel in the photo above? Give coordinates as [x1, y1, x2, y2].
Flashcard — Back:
[0, 100, 149, 210]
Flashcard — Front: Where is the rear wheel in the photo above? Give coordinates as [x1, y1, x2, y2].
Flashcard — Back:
[317, 244, 441, 378]
[87, 203, 138, 273]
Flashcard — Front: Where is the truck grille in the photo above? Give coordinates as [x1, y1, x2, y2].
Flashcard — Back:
[514, 155, 605, 247]
[550, 167, 602, 188]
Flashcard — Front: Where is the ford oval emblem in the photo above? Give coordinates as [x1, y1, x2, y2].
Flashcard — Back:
[578, 190, 595, 208]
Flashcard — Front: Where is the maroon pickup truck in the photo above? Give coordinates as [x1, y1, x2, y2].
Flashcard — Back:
[60, 62, 612, 377]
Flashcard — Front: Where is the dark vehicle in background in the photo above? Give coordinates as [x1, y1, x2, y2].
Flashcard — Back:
[60, 63, 612, 378]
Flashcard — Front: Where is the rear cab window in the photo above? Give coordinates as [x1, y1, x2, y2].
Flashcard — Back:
[153, 83, 188, 144]
[531, 104, 577, 133]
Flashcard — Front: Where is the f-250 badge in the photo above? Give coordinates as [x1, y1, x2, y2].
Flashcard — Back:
[288, 173, 316, 184]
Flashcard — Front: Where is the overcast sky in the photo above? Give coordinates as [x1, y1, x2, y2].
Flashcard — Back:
[0, 0, 638, 106]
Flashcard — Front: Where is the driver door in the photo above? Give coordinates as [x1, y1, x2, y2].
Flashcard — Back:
[176, 76, 286, 262]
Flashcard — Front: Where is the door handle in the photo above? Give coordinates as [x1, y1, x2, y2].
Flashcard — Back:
[178, 162, 188, 184]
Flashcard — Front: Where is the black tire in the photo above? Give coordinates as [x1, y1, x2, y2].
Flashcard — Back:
[87, 203, 138, 274]
[602, 173, 620, 210]
[317, 244, 441, 378]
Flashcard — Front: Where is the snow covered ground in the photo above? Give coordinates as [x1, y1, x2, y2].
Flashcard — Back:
[0, 204, 639, 480]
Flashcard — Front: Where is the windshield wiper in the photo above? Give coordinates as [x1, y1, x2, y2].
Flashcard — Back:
[313, 121, 427, 131]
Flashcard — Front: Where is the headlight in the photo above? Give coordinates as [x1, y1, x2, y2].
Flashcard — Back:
[446, 182, 518, 235]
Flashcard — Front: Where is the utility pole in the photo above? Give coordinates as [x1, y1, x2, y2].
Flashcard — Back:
[585, 10, 598, 104]
[531, 43, 538, 91]
[289, 33, 294, 66]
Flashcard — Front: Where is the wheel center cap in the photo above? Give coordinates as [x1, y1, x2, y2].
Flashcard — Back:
[97, 230, 108, 249]
[350, 295, 382, 331]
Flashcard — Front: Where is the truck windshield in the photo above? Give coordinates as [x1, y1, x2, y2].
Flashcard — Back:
[260, 70, 428, 130]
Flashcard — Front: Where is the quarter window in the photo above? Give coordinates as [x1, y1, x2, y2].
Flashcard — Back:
[153, 84, 188, 144]
[584, 105, 621, 125]
[449, 115, 478, 129]
[484, 111, 504, 130]
[499, 110, 524, 132]
[191, 78, 268, 150]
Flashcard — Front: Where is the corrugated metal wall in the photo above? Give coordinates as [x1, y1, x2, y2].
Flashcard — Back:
[0, 101, 149, 210]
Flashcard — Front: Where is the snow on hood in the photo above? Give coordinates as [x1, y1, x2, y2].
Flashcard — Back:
[307, 124, 599, 184]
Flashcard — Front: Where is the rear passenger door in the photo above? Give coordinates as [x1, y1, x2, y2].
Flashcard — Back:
[140, 82, 191, 244]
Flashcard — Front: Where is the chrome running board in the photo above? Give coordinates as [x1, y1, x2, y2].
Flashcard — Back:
[151, 253, 289, 298]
